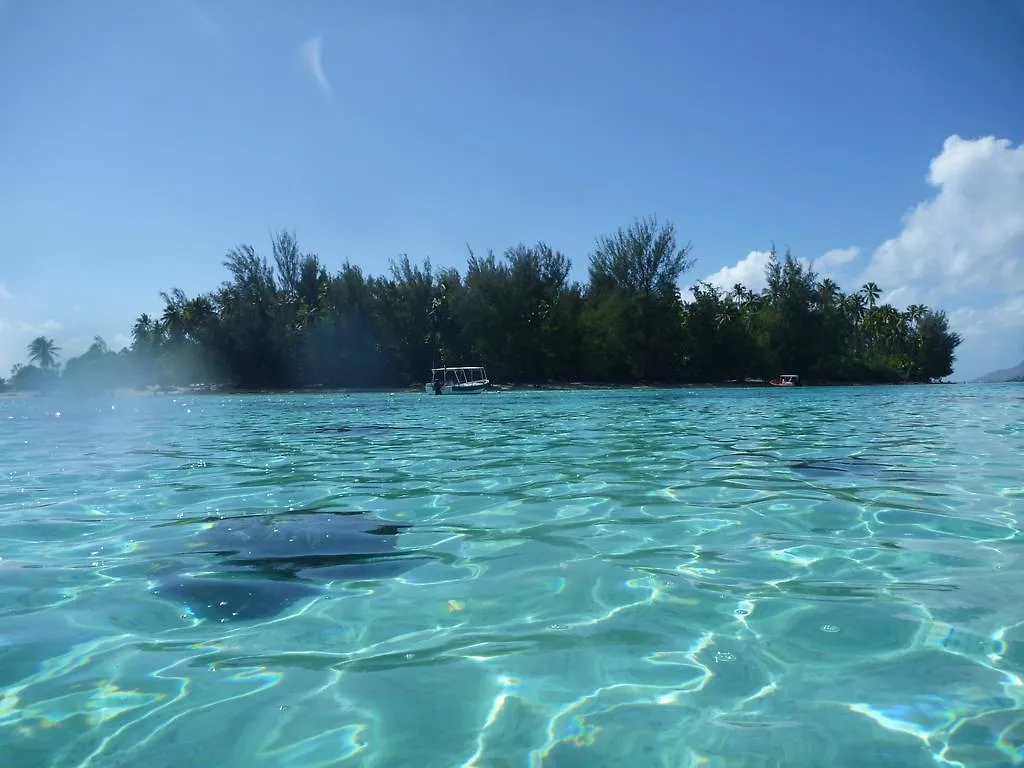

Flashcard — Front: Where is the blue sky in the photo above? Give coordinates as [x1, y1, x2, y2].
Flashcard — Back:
[1, 0, 1022, 379]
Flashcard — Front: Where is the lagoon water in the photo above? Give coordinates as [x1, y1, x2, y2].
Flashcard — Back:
[1, 385, 1023, 767]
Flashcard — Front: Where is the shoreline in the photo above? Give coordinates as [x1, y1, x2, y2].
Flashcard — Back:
[2, 379, 964, 398]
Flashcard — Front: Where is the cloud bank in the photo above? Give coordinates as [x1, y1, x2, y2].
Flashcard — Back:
[862, 136, 1024, 304]
[696, 135, 1024, 380]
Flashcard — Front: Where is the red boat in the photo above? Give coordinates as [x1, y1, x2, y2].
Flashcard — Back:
[769, 374, 801, 387]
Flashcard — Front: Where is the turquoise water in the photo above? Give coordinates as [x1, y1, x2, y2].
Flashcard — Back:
[1, 385, 1023, 767]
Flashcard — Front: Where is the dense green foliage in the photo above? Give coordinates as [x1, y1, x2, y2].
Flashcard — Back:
[5, 218, 964, 393]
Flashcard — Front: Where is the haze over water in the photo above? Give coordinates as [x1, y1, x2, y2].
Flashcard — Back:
[1, 384, 1022, 767]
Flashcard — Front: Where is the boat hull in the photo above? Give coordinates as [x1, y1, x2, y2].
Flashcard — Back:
[423, 381, 490, 395]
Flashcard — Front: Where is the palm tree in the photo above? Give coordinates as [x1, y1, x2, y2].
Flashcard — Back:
[87, 336, 109, 355]
[132, 314, 157, 350]
[906, 304, 928, 324]
[27, 336, 60, 370]
[817, 278, 841, 310]
[861, 282, 881, 309]
[846, 292, 867, 321]
[160, 289, 189, 344]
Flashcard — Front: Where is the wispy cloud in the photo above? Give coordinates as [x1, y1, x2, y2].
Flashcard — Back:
[300, 36, 334, 98]
[0, 282, 11, 300]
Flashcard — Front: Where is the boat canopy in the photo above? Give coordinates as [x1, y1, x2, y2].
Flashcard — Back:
[430, 366, 488, 384]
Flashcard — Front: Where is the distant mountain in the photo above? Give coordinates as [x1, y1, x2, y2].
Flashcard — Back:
[974, 360, 1024, 383]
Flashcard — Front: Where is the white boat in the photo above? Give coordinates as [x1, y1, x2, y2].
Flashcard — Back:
[425, 366, 490, 395]
[769, 374, 801, 388]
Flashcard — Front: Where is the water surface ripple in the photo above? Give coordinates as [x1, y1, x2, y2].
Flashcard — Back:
[2, 385, 1023, 767]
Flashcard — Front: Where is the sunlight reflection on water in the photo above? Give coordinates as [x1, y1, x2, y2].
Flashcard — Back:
[1, 384, 1022, 767]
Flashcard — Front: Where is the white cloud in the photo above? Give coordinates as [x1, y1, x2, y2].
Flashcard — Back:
[948, 296, 1024, 381]
[0, 282, 11, 300]
[814, 247, 860, 274]
[951, 295, 1024, 338]
[860, 135, 1024, 303]
[300, 37, 334, 98]
[689, 135, 1023, 379]
[860, 135, 1024, 378]
[699, 245, 862, 298]
[702, 250, 773, 293]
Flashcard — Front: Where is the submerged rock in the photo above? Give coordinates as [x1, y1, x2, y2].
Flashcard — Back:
[151, 511, 418, 622]
[789, 456, 927, 483]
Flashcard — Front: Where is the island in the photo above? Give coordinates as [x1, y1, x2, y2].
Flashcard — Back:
[973, 361, 1024, 384]
[2, 218, 963, 394]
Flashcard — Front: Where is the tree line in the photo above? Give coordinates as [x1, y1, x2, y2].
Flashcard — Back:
[2, 216, 963, 393]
